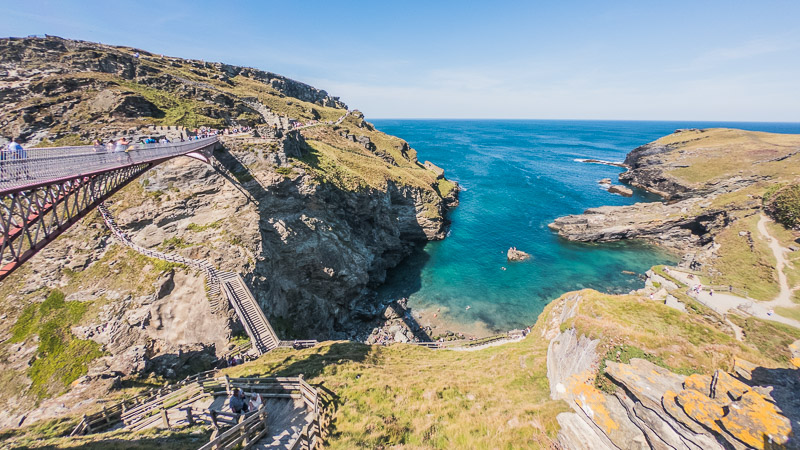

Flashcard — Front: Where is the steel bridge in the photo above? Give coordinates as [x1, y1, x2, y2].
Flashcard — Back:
[0, 137, 219, 281]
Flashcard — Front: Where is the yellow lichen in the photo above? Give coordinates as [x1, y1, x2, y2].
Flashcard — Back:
[676, 388, 725, 434]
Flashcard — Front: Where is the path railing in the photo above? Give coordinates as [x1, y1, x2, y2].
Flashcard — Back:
[71, 373, 325, 450]
[0, 137, 218, 192]
[409, 329, 526, 350]
[97, 202, 224, 311]
[98, 204, 312, 356]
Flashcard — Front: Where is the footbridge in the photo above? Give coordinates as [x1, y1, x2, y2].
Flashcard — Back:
[0, 136, 315, 356]
[0, 137, 219, 280]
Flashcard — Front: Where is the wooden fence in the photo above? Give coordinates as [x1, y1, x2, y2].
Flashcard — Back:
[72, 374, 324, 449]
[409, 330, 526, 350]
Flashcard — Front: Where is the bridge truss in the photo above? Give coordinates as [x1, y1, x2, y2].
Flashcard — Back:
[0, 137, 218, 281]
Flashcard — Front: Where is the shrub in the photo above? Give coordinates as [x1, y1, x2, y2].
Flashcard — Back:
[765, 184, 800, 229]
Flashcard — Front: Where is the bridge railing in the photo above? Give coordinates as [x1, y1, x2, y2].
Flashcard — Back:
[0, 137, 218, 192]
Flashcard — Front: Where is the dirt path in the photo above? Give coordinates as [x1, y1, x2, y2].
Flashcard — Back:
[757, 214, 795, 308]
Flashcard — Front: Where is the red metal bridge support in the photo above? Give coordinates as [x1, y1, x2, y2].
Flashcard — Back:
[0, 137, 218, 281]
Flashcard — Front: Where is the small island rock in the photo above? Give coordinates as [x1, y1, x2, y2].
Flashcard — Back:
[598, 178, 612, 185]
[608, 185, 633, 197]
[507, 247, 531, 262]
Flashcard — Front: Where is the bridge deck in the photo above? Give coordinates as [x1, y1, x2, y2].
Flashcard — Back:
[0, 137, 218, 194]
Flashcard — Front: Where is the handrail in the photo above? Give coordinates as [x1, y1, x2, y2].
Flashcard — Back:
[408, 330, 526, 350]
[0, 137, 218, 193]
[97, 202, 223, 311]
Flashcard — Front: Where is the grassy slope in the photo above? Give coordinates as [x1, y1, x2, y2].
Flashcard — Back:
[213, 329, 567, 448]
[637, 129, 800, 301]
[652, 128, 800, 185]
[5, 285, 799, 448]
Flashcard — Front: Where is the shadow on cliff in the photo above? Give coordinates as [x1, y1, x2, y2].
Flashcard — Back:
[746, 366, 800, 444]
[213, 142, 435, 342]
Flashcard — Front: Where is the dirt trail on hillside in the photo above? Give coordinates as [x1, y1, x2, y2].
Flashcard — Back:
[757, 214, 795, 307]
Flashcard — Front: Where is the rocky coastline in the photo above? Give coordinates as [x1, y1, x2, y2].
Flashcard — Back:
[0, 36, 460, 428]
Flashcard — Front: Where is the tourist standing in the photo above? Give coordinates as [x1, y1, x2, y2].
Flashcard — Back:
[7, 137, 27, 179]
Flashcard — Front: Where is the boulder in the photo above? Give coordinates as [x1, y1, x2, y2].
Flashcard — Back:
[608, 185, 633, 197]
[507, 247, 531, 262]
[598, 178, 612, 185]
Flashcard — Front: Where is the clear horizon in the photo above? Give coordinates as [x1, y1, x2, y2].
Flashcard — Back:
[3, 0, 798, 122]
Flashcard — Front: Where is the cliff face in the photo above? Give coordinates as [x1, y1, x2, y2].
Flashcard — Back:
[0, 37, 458, 427]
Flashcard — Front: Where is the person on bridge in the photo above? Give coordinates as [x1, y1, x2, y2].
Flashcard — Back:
[114, 138, 129, 152]
[5, 138, 27, 179]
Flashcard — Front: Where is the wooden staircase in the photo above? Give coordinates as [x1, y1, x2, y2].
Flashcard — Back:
[219, 272, 279, 354]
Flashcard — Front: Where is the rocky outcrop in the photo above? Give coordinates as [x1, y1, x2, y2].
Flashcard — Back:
[507, 247, 531, 262]
[548, 198, 732, 251]
[550, 128, 799, 257]
[0, 36, 347, 143]
[544, 294, 799, 450]
[608, 185, 633, 197]
[0, 36, 459, 430]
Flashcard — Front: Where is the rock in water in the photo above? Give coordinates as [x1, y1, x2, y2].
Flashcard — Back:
[608, 185, 633, 197]
[598, 178, 612, 185]
[507, 247, 531, 262]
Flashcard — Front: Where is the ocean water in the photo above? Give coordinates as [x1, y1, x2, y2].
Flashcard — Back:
[370, 119, 800, 332]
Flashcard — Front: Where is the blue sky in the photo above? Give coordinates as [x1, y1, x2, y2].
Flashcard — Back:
[1, 0, 798, 121]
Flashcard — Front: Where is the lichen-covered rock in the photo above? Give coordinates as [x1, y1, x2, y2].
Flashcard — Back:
[719, 390, 792, 449]
[676, 388, 726, 435]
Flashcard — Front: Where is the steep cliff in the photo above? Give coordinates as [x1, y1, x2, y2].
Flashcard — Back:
[0, 36, 458, 427]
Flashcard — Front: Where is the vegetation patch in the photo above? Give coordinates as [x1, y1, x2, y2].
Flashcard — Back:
[707, 214, 779, 300]
[160, 236, 190, 249]
[6, 290, 104, 400]
[728, 315, 800, 365]
[33, 135, 91, 147]
[186, 220, 222, 232]
[595, 344, 676, 393]
[222, 337, 567, 448]
[765, 184, 800, 229]
[567, 290, 779, 373]
[275, 166, 295, 177]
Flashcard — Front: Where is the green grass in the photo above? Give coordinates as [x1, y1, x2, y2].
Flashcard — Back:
[567, 290, 782, 374]
[275, 166, 295, 177]
[708, 214, 780, 300]
[33, 135, 91, 147]
[160, 236, 190, 249]
[775, 306, 800, 322]
[116, 79, 226, 129]
[223, 337, 567, 449]
[767, 184, 800, 229]
[595, 344, 694, 393]
[0, 419, 211, 449]
[5, 290, 104, 400]
[728, 315, 800, 365]
[186, 220, 222, 232]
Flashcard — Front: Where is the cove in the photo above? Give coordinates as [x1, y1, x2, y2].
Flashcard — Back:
[371, 119, 800, 333]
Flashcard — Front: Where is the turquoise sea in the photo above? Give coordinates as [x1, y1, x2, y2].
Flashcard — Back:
[371, 120, 800, 333]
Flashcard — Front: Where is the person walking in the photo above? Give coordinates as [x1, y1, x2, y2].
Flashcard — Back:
[7, 137, 27, 179]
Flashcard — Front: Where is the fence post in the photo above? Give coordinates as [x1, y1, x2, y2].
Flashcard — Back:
[184, 406, 194, 425]
[160, 408, 170, 428]
[82, 414, 92, 434]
